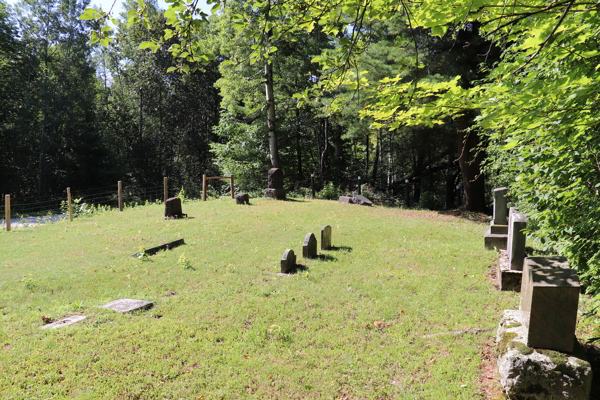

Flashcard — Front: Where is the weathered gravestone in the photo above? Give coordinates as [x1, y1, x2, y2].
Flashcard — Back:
[264, 168, 286, 199]
[280, 249, 296, 273]
[497, 208, 528, 291]
[338, 196, 354, 204]
[352, 194, 372, 206]
[519, 256, 579, 353]
[484, 187, 508, 250]
[40, 315, 86, 329]
[100, 299, 153, 313]
[494, 257, 591, 399]
[321, 225, 332, 250]
[303, 233, 317, 259]
[164, 197, 187, 219]
[235, 193, 250, 205]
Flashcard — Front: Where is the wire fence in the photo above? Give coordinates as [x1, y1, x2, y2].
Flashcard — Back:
[1, 180, 176, 229]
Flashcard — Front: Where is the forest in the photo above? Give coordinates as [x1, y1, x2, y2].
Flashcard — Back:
[1, 0, 599, 298]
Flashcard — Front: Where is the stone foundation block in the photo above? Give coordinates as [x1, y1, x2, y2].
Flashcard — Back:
[485, 229, 508, 250]
[490, 223, 509, 235]
[496, 310, 592, 400]
[264, 188, 286, 200]
[497, 250, 523, 291]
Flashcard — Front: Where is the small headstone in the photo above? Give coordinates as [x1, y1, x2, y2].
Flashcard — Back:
[100, 299, 153, 313]
[339, 196, 354, 204]
[352, 195, 372, 206]
[507, 209, 527, 270]
[321, 225, 332, 250]
[131, 239, 185, 257]
[492, 187, 508, 225]
[280, 249, 296, 273]
[302, 233, 317, 259]
[235, 193, 250, 204]
[40, 315, 86, 329]
[164, 197, 186, 219]
[267, 168, 284, 189]
[519, 257, 579, 353]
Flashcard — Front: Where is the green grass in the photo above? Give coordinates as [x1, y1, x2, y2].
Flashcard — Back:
[0, 198, 518, 399]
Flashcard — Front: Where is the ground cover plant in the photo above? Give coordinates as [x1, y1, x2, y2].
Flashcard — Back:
[2, 199, 521, 399]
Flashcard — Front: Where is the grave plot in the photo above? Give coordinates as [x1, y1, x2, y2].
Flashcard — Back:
[40, 315, 86, 329]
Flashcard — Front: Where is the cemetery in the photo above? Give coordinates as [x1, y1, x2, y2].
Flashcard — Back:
[0, 189, 598, 399]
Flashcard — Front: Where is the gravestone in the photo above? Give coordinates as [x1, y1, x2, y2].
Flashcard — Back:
[164, 197, 187, 219]
[339, 196, 354, 204]
[321, 225, 332, 250]
[303, 233, 317, 259]
[519, 256, 579, 353]
[492, 187, 508, 225]
[264, 168, 286, 199]
[100, 299, 153, 313]
[235, 193, 250, 204]
[352, 194, 372, 206]
[280, 249, 296, 273]
[484, 188, 509, 250]
[131, 239, 185, 257]
[508, 209, 527, 270]
[40, 315, 86, 329]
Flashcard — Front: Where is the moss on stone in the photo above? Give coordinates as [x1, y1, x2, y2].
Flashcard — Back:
[513, 342, 534, 355]
[496, 332, 518, 356]
[536, 349, 569, 368]
[505, 322, 521, 329]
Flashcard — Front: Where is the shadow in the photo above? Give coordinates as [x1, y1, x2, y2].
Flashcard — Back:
[131, 239, 185, 258]
[318, 254, 337, 262]
[438, 209, 490, 224]
[283, 263, 309, 274]
[584, 343, 600, 400]
[282, 198, 304, 202]
[329, 245, 353, 253]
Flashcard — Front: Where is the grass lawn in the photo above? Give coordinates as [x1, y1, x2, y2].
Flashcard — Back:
[0, 198, 520, 399]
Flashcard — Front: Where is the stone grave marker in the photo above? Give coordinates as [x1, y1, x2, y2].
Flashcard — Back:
[484, 187, 508, 250]
[321, 225, 332, 250]
[40, 315, 86, 329]
[131, 239, 185, 257]
[519, 256, 579, 353]
[303, 233, 317, 259]
[492, 187, 508, 225]
[100, 299, 153, 313]
[164, 197, 187, 219]
[264, 168, 286, 199]
[235, 193, 249, 204]
[338, 196, 354, 204]
[508, 210, 527, 270]
[280, 249, 296, 273]
[352, 195, 372, 206]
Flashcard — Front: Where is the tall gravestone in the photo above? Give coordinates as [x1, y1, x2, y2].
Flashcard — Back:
[321, 225, 332, 250]
[495, 257, 591, 399]
[484, 187, 508, 250]
[303, 233, 317, 259]
[264, 168, 286, 200]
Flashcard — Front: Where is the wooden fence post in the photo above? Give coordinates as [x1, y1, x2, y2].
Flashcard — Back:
[118, 181, 124, 211]
[164, 177, 168, 203]
[231, 175, 235, 198]
[4, 194, 11, 231]
[202, 174, 207, 201]
[67, 187, 73, 222]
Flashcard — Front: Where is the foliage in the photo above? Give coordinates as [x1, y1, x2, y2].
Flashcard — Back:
[317, 181, 340, 200]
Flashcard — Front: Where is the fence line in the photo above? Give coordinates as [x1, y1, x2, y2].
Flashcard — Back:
[2, 175, 235, 230]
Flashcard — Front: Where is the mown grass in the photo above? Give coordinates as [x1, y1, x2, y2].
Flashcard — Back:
[1, 198, 518, 399]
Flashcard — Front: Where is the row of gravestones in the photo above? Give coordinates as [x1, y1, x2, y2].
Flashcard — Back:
[280, 225, 332, 273]
[484, 188, 592, 399]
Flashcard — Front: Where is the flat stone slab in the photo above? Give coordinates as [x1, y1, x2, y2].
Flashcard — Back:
[484, 229, 507, 250]
[131, 239, 185, 257]
[352, 195, 372, 206]
[496, 309, 592, 400]
[339, 196, 354, 204]
[40, 315, 86, 329]
[497, 250, 522, 292]
[100, 299, 153, 313]
[264, 188, 286, 200]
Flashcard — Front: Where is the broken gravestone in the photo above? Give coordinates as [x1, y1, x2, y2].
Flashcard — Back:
[352, 194, 372, 206]
[321, 225, 332, 250]
[264, 168, 286, 199]
[164, 197, 187, 219]
[235, 193, 250, 204]
[100, 299, 153, 313]
[280, 249, 296, 273]
[303, 233, 317, 259]
[338, 196, 354, 204]
[40, 315, 86, 329]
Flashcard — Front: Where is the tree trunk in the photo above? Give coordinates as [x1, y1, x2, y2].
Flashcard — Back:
[372, 130, 380, 186]
[320, 118, 328, 187]
[265, 60, 280, 168]
[456, 115, 486, 212]
[295, 109, 303, 180]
